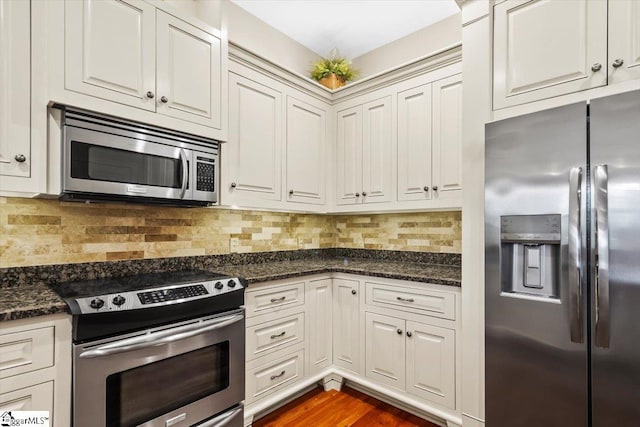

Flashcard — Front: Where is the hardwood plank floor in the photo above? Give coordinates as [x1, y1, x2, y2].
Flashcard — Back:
[253, 386, 439, 427]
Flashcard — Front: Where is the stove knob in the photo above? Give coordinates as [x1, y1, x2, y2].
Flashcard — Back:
[90, 298, 105, 310]
[112, 295, 126, 306]
[215, 281, 224, 290]
[227, 280, 236, 288]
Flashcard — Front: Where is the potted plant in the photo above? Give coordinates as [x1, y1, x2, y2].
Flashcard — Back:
[310, 51, 358, 90]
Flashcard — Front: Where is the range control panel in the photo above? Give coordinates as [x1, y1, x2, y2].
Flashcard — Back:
[74, 277, 244, 314]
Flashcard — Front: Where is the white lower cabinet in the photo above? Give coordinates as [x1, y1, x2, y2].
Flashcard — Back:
[0, 314, 72, 426]
[244, 274, 460, 426]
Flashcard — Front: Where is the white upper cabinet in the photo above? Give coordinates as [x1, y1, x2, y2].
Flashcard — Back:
[335, 96, 392, 206]
[286, 97, 327, 206]
[608, 0, 640, 84]
[493, 0, 608, 109]
[156, 10, 222, 128]
[362, 97, 393, 204]
[336, 106, 363, 205]
[65, 0, 156, 111]
[0, 0, 31, 181]
[432, 75, 462, 201]
[224, 72, 282, 206]
[397, 84, 433, 201]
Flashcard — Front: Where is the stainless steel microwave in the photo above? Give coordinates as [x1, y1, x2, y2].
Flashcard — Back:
[60, 107, 218, 206]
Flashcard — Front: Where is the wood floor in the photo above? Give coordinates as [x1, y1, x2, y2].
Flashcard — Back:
[253, 386, 439, 427]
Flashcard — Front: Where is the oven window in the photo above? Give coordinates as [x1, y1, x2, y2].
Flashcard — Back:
[105, 342, 229, 427]
[71, 141, 184, 188]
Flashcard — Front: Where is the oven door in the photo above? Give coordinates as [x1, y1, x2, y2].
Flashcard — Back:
[64, 126, 194, 201]
[73, 310, 245, 427]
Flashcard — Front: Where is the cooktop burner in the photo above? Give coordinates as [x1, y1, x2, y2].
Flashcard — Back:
[49, 270, 247, 342]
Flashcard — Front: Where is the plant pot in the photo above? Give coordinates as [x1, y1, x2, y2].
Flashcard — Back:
[319, 73, 345, 90]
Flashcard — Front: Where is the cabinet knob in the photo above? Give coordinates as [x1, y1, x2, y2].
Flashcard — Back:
[146, 91, 155, 99]
[612, 59, 624, 68]
[160, 96, 169, 103]
[432, 185, 438, 191]
[396, 329, 403, 335]
[591, 63, 602, 72]
[423, 186, 429, 192]
[14, 154, 26, 163]
[289, 189, 294, 195]
[406, 331, 413, 337]
[351, 289, 357, 295]
[230, 182, 237, 188]
[362, 191, 367, 197]
[355, 192, 360, 197]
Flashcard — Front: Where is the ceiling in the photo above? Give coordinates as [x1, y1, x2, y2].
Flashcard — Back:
[230, 0, 460, 60]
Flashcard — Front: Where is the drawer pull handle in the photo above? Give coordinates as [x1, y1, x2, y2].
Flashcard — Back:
[270, 296, 286, 303]
[270, 331, 286, 339]
[397, 297, 415, 303]
[270, 370, 286, 380]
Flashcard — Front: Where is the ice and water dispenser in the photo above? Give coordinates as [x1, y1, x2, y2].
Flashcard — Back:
[500, 214, 561, 299]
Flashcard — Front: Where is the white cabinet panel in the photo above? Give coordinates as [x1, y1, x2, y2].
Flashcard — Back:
[65, 0, 156, 110]
[432, 75, 463, 200]
[406, 321, 456, 409]
[397, 84, 432, 201]
[365, 312, 405, 390]
[493, 0, 607, 109]
[608, 0, 640, 84]
[0, 381, 53, 414]
[332, 278, 361, 373]
[0, 0, 30, 179]
[245, 281, 305, 318]
[362, 96, 393, 204]
[246, 313, 304, 361]
[225, 73, 282, 204]
[307, 279, 332, 375]
[286, 97, 326, 205]
[246, 349, 304, 404]
[156, 11, 222, 129]
[0, 327, 54, 379]
[336, 106, 363, 205]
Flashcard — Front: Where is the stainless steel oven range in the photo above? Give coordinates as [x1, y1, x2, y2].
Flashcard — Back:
[50, 271, 246, 427]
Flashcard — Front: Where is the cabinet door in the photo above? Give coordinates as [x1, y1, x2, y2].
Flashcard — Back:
[362, 96, 393, 204]
[0, 381, 53, 415]
[332, 279, 361, 373]
[336, 106, 363, 205]
[156, 11, 222, 129]
[225, 73, 282, 205]
[0, 0, 30, 179]
[406, 321, 455, 409]
[365, 312, 405, 390]
[286, 97, 326, 206]
[307, 279, 332, 375]
[65, 0, 156, 111]
[608, 0, 640, 85]
[397, 84, 432, 201]
[432, 75, 462, 201]
[493, 0, 607, 109]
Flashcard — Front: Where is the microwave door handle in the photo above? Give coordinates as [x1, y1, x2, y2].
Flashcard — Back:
[179, 148, 188, 199]
[196, 405, 243, 427]
[79, 313, 243, 358]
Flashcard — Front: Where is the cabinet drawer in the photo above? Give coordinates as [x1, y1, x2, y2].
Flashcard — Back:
[246, 349, 304, 403]
[0, 327, 54, 379]
[365, 282, 455, 320]
[246, 312, 304, 361]
[245, 282, 305, 318]
[0, 381, 53, 413]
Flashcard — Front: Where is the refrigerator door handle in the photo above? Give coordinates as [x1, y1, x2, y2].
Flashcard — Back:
[569, 167, 584, 343]
[594, 164, 610, 348]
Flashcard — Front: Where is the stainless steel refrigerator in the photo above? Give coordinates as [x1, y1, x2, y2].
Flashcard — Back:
[485, 89, 640, 427]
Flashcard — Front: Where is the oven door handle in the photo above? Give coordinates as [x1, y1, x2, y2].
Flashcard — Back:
[79, 313, 244, 359]
[197, 405, 243, 427]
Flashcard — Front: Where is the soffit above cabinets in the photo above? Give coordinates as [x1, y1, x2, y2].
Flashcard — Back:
[229, 0, 460, 59]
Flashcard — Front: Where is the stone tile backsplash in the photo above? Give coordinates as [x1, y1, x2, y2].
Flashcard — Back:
[0, 197, 461, 267]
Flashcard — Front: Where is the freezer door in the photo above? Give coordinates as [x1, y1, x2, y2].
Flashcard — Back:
[485, 102, 588, 427]
[590, 89, 640, 427]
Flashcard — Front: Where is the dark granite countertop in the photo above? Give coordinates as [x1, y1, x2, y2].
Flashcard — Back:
[0, 249, 461, 322]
